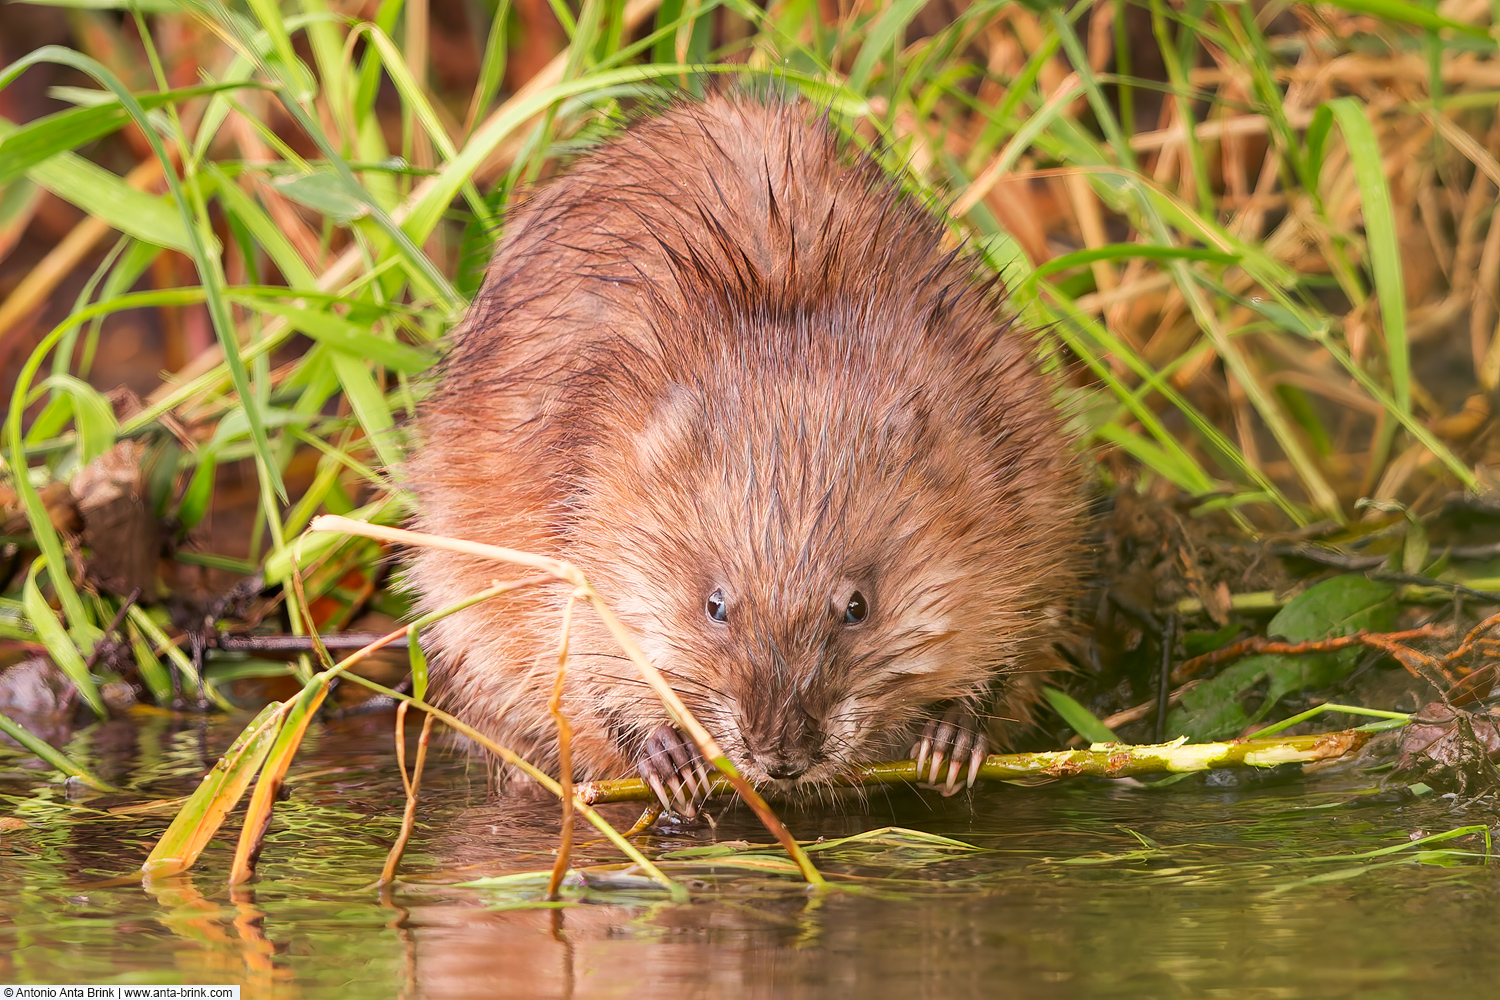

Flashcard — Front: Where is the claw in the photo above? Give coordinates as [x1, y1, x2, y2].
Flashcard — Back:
[675, 786, 697, 818]
[943, 758, 963, 796]
[914, 703, 990, 795]
[694, 761, 712, 800]
[966, 747, 984, 789]
[676, 767, 700, 803]
[637, 723, 710, 818]
[645, 772, 672, 812]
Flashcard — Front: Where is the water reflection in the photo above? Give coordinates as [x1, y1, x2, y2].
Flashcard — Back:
[1, 710, 1494, 999]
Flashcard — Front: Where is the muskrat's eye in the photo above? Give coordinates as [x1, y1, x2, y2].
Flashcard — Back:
[844, 591, 868, 625]
[706, 589, 729, 624]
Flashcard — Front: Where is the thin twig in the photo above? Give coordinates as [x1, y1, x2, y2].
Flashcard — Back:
[1448, 611, 1500, 664]
[215, 632, 410, 653]
[379, 702, 434, 886]
[1172, 624, 1451, 683]
[1155, 613, 1176, 743]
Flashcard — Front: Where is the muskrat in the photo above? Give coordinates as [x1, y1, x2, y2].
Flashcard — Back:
[405, 97, 1083, 811]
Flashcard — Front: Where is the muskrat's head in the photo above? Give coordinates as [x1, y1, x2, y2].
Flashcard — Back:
[568, 309, 1079, 791]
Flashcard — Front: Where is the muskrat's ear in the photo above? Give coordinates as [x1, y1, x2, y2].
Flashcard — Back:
[633, 383, 703, 472]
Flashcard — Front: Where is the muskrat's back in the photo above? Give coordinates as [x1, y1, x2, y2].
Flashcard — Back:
[406, 98, 1083, 804]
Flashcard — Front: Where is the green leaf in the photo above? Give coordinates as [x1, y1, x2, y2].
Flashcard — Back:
[0, 120, 195, 251]
[270, 170, 372, 223]
[408, 625, 429, 702]
[243, 0, 318, 101]
[329, 351, 403, 474]
[235, 297, 437, 374]
[1166, 660, 1258, 742]
[142, 702, 285, 879]
[1312, 97, 1410, 473]
[1165, 575, 1398, 741]
[0, 175, 41, 259]
[847, 0, 927, 93]
[1265, 574, 1397, 644]
[0, 82, 253, 185]
[1043, 686, 1119, 743]
[208, 164, 316, 286]
[34, 374, 118, 465]
[0, 46, 285, 499]
[1314, 0, 1494, 39]
[1030, 244, 1238, 282]
[1403, 517, 1430, 576]
[1181, 622, 1246, 658]
[0, 712, 116, 791]
[23, 557, 105, 717]
[6, 321, 101, 653]
[177, 453, 218, 531]
[127, 619, 174, 705]
[1094, 422, 1217, 495]
[15, 0, 184, 9]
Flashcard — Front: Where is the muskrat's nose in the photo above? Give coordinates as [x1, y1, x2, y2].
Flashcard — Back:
[758, 748, 819, 781]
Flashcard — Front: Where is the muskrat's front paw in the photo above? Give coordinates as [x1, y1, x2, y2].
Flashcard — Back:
[638, 723, 712, 818]
[911, 704, 989, 797]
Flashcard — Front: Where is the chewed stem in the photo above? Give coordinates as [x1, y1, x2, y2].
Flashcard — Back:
[576, 728, 1380, 804]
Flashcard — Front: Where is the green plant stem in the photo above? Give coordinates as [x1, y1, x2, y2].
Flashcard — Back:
[579, 728, 1384, 803]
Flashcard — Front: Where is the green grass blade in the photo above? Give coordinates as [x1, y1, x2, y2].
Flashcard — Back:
[6, 317, 102, 647]
[127, 619, 174, 705]
[23, 557, 104, 717]
[127, 604, 203, 690]
[1048, 5, 1135, 169]
[206, 162, 317, 286]
[1028, 244, 1238, 283]
[401, 62, 728, 245]
[32, 374, 117, 465]
[142, 702, 286, 878]
[329, 351, 403, 473]
[847, 0, 925, 94]
[0, 81, 256, 184]
[0, 116, 194, 251]
[233, 296, 436, 374]
[1043, 686, 1119, 744]
[0, 711, 117, 791]
[1316, 0, 1495, 39]
[1315, 97, 1412, 478]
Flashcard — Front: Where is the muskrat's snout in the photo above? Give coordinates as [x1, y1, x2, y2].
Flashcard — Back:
[759, 755, 817, 781]
[729, 698, 841, 785]
[744, 737, 827, 783]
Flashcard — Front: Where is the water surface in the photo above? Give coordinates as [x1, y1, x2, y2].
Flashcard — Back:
[2, 709, 1492, 999]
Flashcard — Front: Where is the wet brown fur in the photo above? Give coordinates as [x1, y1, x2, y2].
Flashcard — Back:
[404, 97, 1084, 790]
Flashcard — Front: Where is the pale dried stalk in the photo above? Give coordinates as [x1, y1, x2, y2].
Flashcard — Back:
[1064, 170, 1116, 293]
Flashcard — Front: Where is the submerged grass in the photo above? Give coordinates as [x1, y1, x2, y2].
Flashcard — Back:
[1, 0, 1499, 882]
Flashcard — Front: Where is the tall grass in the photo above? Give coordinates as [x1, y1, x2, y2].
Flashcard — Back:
[0, 0, 1497, 718]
